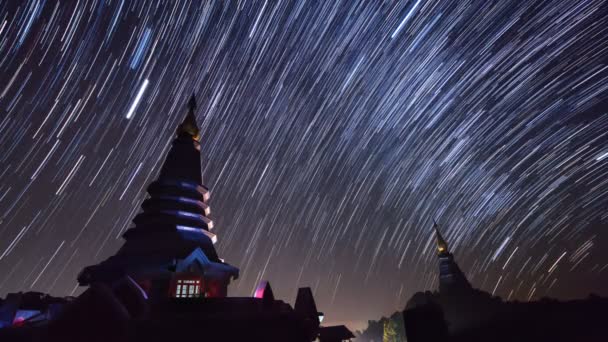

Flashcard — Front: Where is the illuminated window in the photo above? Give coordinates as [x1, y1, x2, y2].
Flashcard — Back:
[174, 279, 202, 298]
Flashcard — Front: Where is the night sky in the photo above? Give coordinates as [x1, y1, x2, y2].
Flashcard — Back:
[1, 0, 608, 330]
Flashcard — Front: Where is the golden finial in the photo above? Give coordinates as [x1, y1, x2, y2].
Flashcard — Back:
[177, 94, 200, 140]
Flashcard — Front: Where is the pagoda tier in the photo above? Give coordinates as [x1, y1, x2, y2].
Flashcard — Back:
[78, 95, 238, 299]
[131, 181, 214, 232]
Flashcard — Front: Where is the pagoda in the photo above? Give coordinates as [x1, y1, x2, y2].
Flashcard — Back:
[0, 95, 349, 341]
[434, 220, 472, 294]
[78, 95, 239, 300]
[401, 221, 608, 342]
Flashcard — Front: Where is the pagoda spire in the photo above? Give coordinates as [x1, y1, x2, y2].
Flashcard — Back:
[434, 219, 449, 256]
[177, 94, 200, 141]
[158, 95, 204, 183]
[433, 219, 472, 294]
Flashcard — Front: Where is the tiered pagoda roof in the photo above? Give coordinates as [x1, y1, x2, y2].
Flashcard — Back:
[78, 95, 238, 286]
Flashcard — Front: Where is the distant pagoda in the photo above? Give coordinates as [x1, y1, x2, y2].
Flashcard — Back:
[402, 221, 608, 342]
[78, 95, 239, 299]
[434, 220, 472, 294]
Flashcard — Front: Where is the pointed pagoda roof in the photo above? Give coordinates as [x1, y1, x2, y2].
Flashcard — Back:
[78, 94, 238, 286]
[158, 94, 204, 184]
[434, 218, 449, 256]
[176, 94, 200, 140]
[432, 219, 473, 294]
[136, 93, 214, 234]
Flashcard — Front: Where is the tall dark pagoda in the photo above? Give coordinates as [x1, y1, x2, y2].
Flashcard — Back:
[78, 95, 239, 300]
[434, 221, 472, 294]
[1, 95, 350, 341]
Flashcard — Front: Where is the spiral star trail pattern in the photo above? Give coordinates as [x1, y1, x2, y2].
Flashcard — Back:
[0, 0, 607, 329]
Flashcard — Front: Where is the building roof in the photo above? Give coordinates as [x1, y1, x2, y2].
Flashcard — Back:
[319, 325, 355, 340]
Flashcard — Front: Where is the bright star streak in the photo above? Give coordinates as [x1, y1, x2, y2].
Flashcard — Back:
[391, 0, 421, 39]
[126, 79, 149, 119]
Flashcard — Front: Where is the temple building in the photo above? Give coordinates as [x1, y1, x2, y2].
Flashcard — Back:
[0, 95, 351, 341]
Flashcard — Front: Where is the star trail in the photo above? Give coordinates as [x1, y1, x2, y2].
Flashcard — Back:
[0, 0, 607, 330]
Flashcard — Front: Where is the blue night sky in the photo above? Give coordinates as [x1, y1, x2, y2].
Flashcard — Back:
[0, 0, 607, 330]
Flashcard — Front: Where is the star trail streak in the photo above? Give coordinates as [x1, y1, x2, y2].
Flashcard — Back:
[0, 0, 607, 330]
[126, 79, 149, 119]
